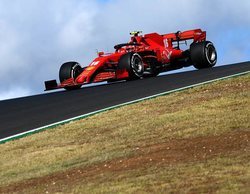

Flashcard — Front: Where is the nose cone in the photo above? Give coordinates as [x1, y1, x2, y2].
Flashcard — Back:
[76, 76, 86, 84]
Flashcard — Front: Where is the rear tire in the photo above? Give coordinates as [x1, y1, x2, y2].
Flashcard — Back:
[118, 52, 144, 79]
[190, 41, 217, 69]
[59, 62, 82, 90]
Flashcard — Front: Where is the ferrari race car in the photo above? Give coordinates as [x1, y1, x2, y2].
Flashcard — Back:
[45, 29, 217, 91]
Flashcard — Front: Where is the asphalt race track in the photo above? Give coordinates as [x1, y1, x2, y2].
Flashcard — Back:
[0, 62, 249, 140]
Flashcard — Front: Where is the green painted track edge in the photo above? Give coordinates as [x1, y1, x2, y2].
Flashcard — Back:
[1, 70, 249, 144]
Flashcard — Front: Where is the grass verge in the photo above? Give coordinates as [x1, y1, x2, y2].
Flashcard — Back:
[0, 74, 249, 193]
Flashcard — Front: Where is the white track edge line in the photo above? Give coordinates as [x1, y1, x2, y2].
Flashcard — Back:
[1, 70, 249, 143]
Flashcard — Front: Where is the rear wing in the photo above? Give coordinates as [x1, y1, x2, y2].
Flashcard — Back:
[162, 29, 206, 48]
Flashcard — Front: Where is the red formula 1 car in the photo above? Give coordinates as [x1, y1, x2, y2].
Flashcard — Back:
[45, 29, 217, 91]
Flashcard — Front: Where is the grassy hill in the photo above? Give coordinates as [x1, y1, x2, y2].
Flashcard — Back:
[0, 74, 249, 194]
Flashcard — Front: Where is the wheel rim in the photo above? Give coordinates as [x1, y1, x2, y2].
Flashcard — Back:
[206, 43, 217, 65]
[71, 64, 82, 79]
[131, 54, 144, 77]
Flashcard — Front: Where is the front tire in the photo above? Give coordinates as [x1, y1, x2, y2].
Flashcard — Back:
[118, 52, 144, 79]
[190, 41, 217, 69]
[59, 62, 82, 90]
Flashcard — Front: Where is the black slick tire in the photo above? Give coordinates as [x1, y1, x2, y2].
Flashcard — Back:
[118, 52, 144, 79]
[59, 62, 82, 90]
[190, 41, 217, 69]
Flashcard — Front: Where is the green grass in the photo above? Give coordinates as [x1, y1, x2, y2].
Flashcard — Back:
[71, 154, 250, 194]
[0, 74, 249, 193]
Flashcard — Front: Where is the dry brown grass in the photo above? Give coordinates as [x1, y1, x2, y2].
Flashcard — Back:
[0, 74, 249, 193]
